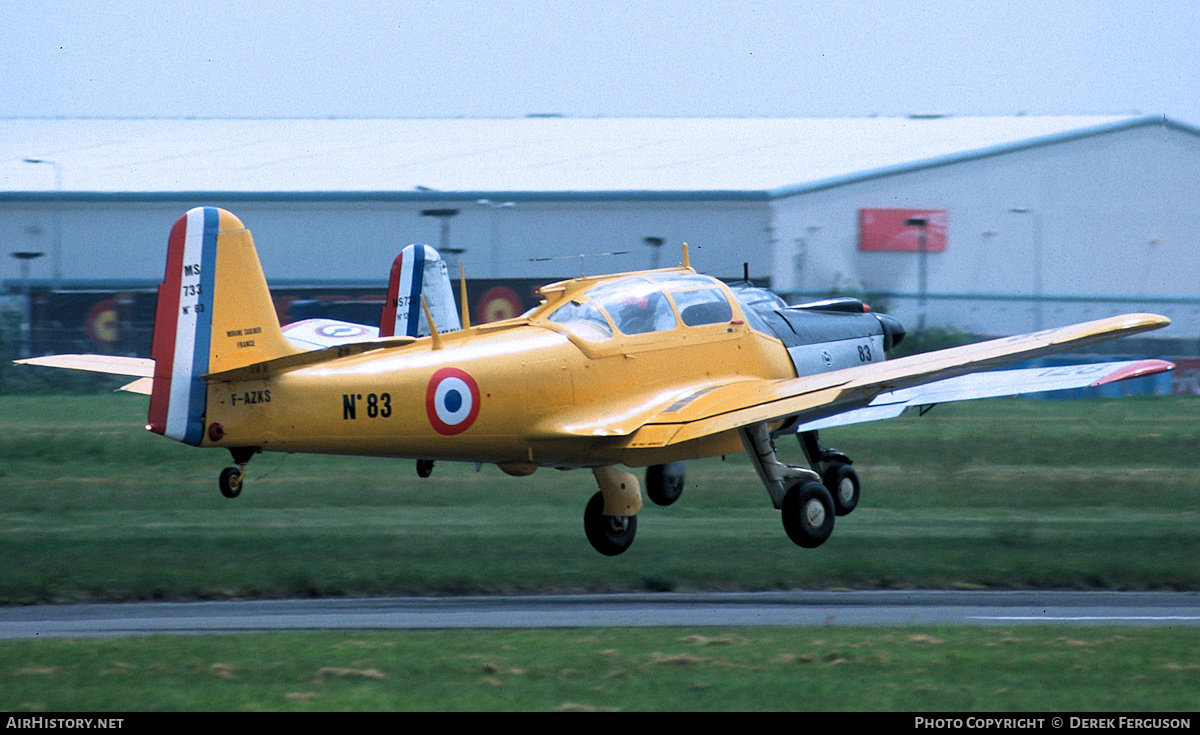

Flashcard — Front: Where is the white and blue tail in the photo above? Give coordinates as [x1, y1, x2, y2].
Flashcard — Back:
[380, 244, 462, 338]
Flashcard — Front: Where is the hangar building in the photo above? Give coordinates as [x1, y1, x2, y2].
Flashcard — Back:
[2, 115, 1199, 350]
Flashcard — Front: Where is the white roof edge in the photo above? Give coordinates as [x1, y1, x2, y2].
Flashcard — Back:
[3, 114, 1190, 197]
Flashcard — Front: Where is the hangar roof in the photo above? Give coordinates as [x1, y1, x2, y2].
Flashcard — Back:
[1, 115, 1192, 201]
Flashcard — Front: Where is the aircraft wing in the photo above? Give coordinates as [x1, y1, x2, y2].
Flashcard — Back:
[793, 358, 1174, 431]
[612, 313, 1171, 449]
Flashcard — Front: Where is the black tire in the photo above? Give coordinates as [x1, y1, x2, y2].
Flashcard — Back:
[822, 463, 860, 516]
[416, 459, 435, 478]
[219, 467, 243, 499]
[781, 481, 835, 548]
[583, 490, 637, 556]
[646, 462, 685, 506]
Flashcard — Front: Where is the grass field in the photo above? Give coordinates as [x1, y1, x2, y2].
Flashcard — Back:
[4, 626, 1200, 711]
[2, 393, 1198, 602]
[2, 393, 1198, 711]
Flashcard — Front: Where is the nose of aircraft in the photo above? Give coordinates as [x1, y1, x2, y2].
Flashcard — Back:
[877, 313, 906, 351]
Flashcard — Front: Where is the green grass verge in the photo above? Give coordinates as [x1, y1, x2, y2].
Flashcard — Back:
[1, 394, 1199, 603]
[3, 394, 1199, 712]
[2, 627, 1198, 711]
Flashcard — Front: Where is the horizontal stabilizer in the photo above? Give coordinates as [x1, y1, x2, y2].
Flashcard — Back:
[16, 354, 156, 395]
[120, 377, 153, 395]
[282, 318, 381, 350]
[203, 335, 415, 383]
[16, 354, 154, 377]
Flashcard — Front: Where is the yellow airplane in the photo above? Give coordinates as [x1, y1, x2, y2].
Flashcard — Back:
[19, 207, 1174, 555]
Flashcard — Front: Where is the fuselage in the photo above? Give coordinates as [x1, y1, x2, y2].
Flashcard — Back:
[198, 268, 900, 469]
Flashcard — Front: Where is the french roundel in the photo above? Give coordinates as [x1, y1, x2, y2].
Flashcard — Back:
[426, 368, 481, 435]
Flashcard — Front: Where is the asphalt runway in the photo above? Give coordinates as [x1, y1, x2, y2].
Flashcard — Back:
[2, 590, 1200, 638]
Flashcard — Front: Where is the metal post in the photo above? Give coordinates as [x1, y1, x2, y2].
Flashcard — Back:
[906, 218, 929, 334]
[1010, 208, 1044, 331]
[11, 251, 44, 358]
[23, 159, 62, 290]
[476, 200, 514, 278]
[420, 208, 462, 270]
[644, 237, 665, 269]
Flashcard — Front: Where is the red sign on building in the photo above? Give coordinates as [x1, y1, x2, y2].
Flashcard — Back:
[859, 209, 948, 252]
[1171, 358, 1200, 395]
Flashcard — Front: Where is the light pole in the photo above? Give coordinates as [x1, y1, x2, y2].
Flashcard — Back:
[11, 251, 44, 358]
[1009, 207, 1044, 331]
[644, 237, 665, 269]
[798, 225, 821, 295]
[476, 200, 514, 277]
[420, 208, 462, 271]
[23, 159, 62, 290]
[906, 217, 929, 334]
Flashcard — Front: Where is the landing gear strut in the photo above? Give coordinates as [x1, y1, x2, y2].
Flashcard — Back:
[798, 430, 860, 516]
[740, 423, 837, 549]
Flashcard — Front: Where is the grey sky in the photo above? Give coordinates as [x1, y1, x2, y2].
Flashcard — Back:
[3, 0, 1199, 124]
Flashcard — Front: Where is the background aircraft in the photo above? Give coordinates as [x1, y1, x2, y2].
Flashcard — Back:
[19, 207, 1173, 555]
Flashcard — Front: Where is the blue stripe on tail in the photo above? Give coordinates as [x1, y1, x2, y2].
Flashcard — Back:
[181, 206, 220, 446]
[404, 244, 426, 337]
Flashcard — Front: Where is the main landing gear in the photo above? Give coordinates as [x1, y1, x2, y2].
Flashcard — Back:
[740, 424, 861, 549]
[798, 430, 860, 517]
[645, 461, 687, 506]
[217, 447, 259, 499]
[584, 491, 637, 556]
[583, 466, 642, 556]
[580, 428, 861, 555]
[780, 479, 835, 549]
[583, 463, 685, 556]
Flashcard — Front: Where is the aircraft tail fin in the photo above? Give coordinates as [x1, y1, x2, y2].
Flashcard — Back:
[380, 244, 462, 338]
[147, 207, 301, 445]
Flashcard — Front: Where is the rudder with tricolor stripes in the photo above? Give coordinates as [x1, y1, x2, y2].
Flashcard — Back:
[147, 207, 299, 445]
[380, 244, 462, 338]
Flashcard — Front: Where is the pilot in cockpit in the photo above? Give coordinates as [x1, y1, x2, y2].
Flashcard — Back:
[616, 291, 674, 335]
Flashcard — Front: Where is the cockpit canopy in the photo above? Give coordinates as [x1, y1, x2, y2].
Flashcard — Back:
[547, 273, 734, 340]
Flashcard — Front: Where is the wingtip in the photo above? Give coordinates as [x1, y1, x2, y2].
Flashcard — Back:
[1051, 313, 1172, 347]
[1133, 313, 1172, 329]
[1090, 358, 1175, 387]
[1100, 313, 1171, 333]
